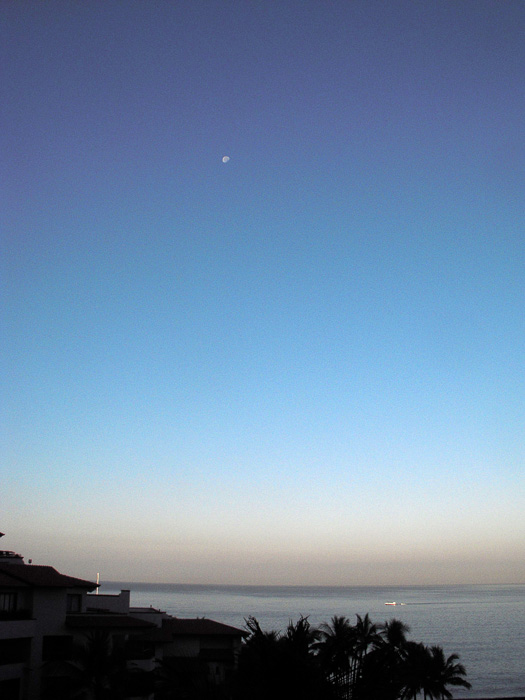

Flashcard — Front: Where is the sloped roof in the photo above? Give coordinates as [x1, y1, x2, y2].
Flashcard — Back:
[66, 613, 156, 629]
[0, 564, 97, 590]
[162, 618, 245, 637]
[0, 569, 28, 587]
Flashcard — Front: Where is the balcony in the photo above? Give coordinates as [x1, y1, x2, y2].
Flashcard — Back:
[0, 610, 32, 622]
[0, 618, 36, 640]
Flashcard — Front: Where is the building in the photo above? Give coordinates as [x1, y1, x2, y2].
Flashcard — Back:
[0, 535, 244, 700]
[0, 540, 99, 700]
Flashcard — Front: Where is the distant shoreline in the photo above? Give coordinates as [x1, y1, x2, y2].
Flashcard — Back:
[101, 581, 525, 589]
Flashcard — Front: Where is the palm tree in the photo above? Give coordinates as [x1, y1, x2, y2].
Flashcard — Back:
[154, 655, 215, 700]
[234, 613, 471, 700]
[379, 619, 411, 651]
[354, 614, 380, 657]
[313, 616, 355, 698]
[42, 630, 128, 700]
[281, 616, 331, 698]
[357, 619, 411, 700]
[351, 613, 381, 695]
[233, 616, 285, 700]
[427, 645, 471, 700]
[400, 641, 433, 700]
[283, 615, 319, 657]
[234, 616, 334, 700]
[400, 641, 472, 700]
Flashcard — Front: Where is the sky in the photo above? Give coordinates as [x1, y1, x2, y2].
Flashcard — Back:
[2, 1, 524, 586]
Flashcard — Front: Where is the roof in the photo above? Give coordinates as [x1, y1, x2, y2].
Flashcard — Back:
[0, 564, 97, 591]
[134, 617, 245, 644]
[66, 614, 156, 630]
[162, 618, 245, 637]
[0, 570, 28, 587]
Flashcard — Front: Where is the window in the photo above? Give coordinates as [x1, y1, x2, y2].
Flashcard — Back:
[0, 638, 31, 665]
[0, 592, 17, 612]
[66, 593, 82, 612]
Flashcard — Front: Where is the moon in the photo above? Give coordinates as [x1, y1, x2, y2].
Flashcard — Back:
[222, 156, 230, 163]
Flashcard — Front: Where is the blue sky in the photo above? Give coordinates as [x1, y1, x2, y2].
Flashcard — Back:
[2, 1, 524, 585]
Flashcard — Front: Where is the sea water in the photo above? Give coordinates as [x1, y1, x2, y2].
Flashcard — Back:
[98, 582, 525, 699]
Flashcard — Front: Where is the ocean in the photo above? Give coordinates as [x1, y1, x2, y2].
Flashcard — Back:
[98, 582, 525, 699]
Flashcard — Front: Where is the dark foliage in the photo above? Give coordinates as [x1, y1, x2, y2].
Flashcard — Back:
[233, 615, 336, 700]
[154, 655, 228, 700]
[232, 613, 471, 700]
[42, 630, 152, 700]
[42, 614, 470, 700]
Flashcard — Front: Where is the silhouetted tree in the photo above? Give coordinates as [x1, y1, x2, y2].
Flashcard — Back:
[233, 615, 334, 700]
[357, 619, 410, 700]
[233, 616, 285, 700]
[154, 655, 224, 700]
[426, 645, 472, 700]
[350, 613, 381, 695]
[232, 614, 470, 700]
[313, 615, 355, 699]
[43, 630, 128, 700]
[379, 619, 411, 651]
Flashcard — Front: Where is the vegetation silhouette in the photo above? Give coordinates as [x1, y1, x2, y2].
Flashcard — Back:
[154, 655, 228, 700]
[42, 613, 471, 700]
[42, 630, 151, 700]
[233, 614, 471, 700]
[233, 615, 335, 700]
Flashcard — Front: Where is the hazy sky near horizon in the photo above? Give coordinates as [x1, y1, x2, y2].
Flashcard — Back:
[2, 1, 524, 586]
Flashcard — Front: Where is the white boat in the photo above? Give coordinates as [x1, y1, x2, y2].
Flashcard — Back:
[385, 602, 406, 606]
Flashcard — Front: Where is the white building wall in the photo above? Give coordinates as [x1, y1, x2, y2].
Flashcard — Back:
[163, 637, 201, 656]
[86, 590, 131, 613]
[0, 619, 36, 641]
[25, 588, 68, 700]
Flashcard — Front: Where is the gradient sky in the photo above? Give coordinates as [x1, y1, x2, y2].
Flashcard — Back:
[2, 1, 524, 585]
